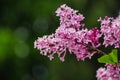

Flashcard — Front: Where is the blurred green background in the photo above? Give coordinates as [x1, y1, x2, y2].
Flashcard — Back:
[0, 0, 120, 80]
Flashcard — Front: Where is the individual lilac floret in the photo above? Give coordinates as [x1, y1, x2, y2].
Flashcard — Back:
[96, 64, 120, 80]
[56, 4, 85, 30]
[34, 34, 67, 62]
[99, 15, 120, 48]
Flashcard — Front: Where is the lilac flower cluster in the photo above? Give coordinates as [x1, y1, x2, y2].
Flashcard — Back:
[55, 4, 85, 30]
[96, 64, 120, 80]
[97, 15, 120, 80]
[99, 15, 120, 48]
[34, 4, 101, 61]
[34, 34, 67, 61]
[34, 4, 120, 80]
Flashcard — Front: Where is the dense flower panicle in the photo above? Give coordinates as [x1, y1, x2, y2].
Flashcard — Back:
[34, 4, 120, 80]
[34, 4, 101, 61]
[96, 64, 120, 80]
[56, 4, 85, 30]
[99, 15, 120, 48]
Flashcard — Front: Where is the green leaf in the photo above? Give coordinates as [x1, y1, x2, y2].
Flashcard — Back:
[98, 49, 118, 64]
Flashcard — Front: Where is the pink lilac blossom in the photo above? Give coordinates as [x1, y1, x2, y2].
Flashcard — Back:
[56, 4, 85, 30]
[55, 4, 101, 61]
[34, 4, 101, 61]
[34, 34, 67, 62]
[96, 64, 120, 80]
[99, 15, 120, 48]
[65, 28, 101, 61]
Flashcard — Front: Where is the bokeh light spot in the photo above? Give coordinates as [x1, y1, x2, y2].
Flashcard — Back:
[32, 65, 48, 79]
[14, 27, 29, 41]
[33, 17, 48, 34]
[14, 42, 29, 58]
